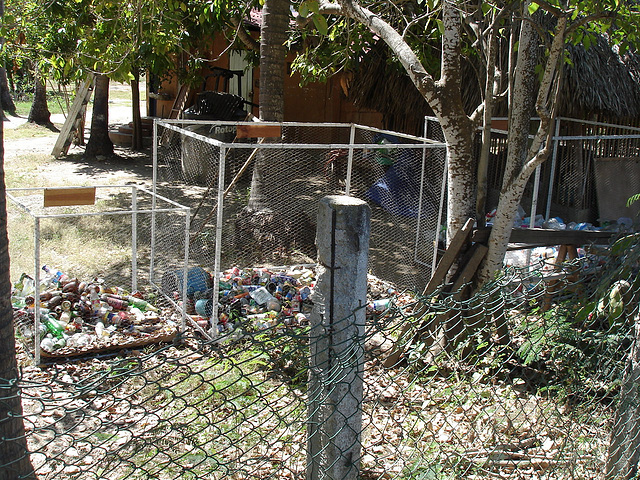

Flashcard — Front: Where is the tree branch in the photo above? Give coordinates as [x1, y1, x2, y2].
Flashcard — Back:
[528, 15, 566, 160]
[335, 0, 439, 106]
[317, 0, 343, 15]
[231, 16, 259, 52]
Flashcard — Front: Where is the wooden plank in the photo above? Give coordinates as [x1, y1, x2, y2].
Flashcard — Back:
[449, 244, 488, 294]
[422, 218, 475, 295]
[169, 84, 190, 119]
[409, 244, 488, 358]
[159, 84, 191, 147]
[52, 74, 95, 158]
[236, 124, 282, 139]
[44, 187, 96, 207]
[383, 218, 475, 368]
[472, 227, 614, 246]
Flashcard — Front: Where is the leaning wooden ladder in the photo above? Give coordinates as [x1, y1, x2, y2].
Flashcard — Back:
[51, 74, 95, 158]
[159, 84, 190, 146]
[168, 84, 190, 119]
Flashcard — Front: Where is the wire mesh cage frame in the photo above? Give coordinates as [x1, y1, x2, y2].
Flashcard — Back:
[152, 119, 449, 325]
[7, 184, 192, 364]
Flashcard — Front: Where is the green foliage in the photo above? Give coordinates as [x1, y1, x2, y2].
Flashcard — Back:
[516, 305, 579, 367]
[251, 323, 310, 387]
[2, 0, 247, 89]
[576, 233, 640, 329]
[516, 302, 630, 401]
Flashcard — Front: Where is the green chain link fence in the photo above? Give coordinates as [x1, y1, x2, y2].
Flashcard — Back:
[3, 229, 640, 479]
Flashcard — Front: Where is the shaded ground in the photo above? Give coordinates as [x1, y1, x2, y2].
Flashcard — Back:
[4, 82, 153, 186]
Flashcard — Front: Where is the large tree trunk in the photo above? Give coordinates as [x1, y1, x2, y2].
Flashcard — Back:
[85, 74, 114, 158]
[130, 71, 143, 151]
[437, 2, 477, 243]
[27, 70, 51, 126]
[0, 99, 35, 479]
[0, 68, 15, 116]
[236, 0, 315, 260]
[258, 0, 287, 123]
[477, 14, 566, 283]
[247, 0, 289, 212]
[0, 0, 15, 117]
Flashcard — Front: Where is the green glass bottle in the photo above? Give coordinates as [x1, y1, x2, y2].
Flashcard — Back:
[127, 296, 159, 312]
[42, 315, 65, 338]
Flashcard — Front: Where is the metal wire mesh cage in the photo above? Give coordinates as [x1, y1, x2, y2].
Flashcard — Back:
[154, 120, 447, 297]
[7, 185, 191, 364]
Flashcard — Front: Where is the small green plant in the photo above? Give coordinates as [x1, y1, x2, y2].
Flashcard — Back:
[516, 300, 631, 402]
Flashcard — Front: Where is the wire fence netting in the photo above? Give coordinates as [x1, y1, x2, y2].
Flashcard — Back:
[3, 230, 640, 479]
[3, 120, 640, 479]
[154, 121, 447, 292]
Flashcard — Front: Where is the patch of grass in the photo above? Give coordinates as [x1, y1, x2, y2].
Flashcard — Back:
[13, 99, 66, 116]
[4, 153, 52, 188]
[4, 123, 60, 142]
[109, 89, 133, 105]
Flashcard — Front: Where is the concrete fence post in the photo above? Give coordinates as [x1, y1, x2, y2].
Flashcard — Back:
[307, 195, 370, 480]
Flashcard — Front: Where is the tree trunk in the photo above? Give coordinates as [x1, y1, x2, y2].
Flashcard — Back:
[130, 72, 143, 151]
[442, 120, 476, 245]
[478, 14, 566, 283]
[85, 74, 114, 158]
[258, 0, 287, 123]
[237, 0, 316, 258]
[27, 70, 51, 126]
[476, 20, 500, 227]
[0, 101, 36, 480]
[0, 0, 15, 117]
[247, 0, 289, 212]
[0, 68, 15, 116]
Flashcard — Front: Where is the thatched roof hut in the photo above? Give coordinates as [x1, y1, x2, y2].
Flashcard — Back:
[562, 38, 640, 119]
[347, 37, 640, 135]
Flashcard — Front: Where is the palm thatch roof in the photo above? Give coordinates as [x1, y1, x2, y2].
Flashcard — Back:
[347, 36, 640, 135]
[562, 37, 640, 119]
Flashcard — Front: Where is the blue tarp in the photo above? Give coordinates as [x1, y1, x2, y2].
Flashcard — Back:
[366, 134, 434, 218]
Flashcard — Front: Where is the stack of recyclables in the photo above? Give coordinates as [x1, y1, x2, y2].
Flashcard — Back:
[162, 265, 316, 333]
[162, 265, 401, 334]
[12, 265, 177, 357]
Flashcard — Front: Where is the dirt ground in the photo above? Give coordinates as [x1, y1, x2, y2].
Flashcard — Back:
[3, 82, 152, 187]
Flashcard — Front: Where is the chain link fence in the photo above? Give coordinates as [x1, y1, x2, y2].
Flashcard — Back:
[3, 120, 640, 479]
[4, 229, 639, 478]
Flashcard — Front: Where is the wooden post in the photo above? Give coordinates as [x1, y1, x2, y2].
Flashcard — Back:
[307, 195, 370, 480]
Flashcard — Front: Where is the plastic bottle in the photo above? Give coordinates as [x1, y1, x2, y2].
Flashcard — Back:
[40, 336, 56, 352]
[89, 287, 101, 314]
[367, 298, 392, 313]
[127, 296, 159, 312]
[42, 315, 65, 338]
[42, 265, 68, 287]
[59, 300, 73, 325]
[95, 320, 106, 337]
[543, 217, 566, 230]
